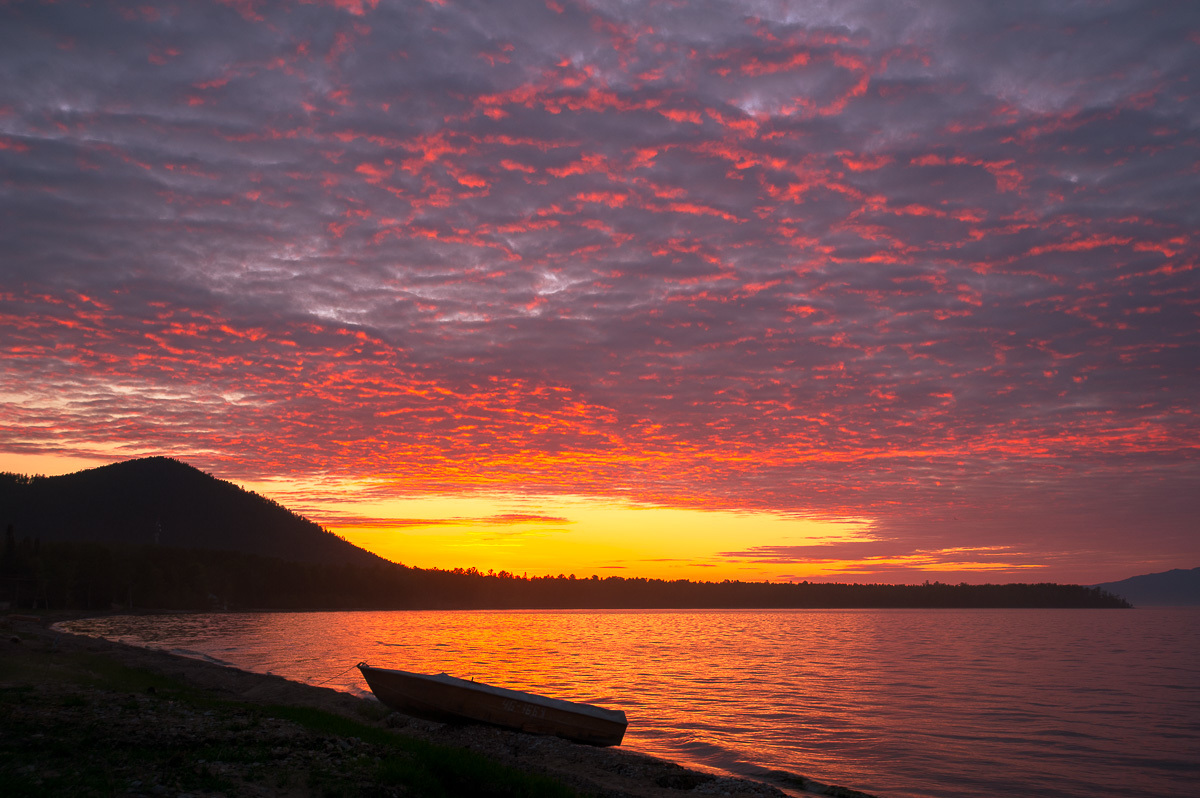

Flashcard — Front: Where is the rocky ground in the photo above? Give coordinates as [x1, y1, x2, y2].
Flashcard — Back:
[1, 614, 875, 798]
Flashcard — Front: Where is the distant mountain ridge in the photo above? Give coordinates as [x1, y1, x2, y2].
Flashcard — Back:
[0, 457, 387, 568]
[1094, 567, 1200, 606]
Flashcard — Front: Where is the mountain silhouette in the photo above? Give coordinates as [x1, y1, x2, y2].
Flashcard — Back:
[1094, 567, 1200, 606]
[0, 458, 1135, 612]
[0, 457, 386, 568]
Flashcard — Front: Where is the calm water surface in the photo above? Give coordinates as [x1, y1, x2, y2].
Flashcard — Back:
[61, 609, 1200, 798]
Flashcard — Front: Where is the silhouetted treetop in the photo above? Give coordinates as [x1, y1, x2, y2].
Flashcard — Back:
[0, 457, 386, 568]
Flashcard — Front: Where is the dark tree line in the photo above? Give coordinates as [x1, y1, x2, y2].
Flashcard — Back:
[0, 532, 1132, 611]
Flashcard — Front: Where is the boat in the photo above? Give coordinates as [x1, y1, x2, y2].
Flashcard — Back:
[357, 662, 628, 746]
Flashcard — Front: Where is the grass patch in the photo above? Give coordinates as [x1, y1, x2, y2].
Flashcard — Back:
[239, 702, 581, 797]
[72, 651, 189, 692]
[0, 636, 583, 797]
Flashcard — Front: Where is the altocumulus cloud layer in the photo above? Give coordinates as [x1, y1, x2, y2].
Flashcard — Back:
[1, 0, 1197, 577]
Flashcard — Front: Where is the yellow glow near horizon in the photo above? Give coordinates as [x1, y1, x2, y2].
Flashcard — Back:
[0, 451, 116, 477]
[242, 475, 878, 582]
[0, 454, 875, 582]
[1, 452, 1053, 583]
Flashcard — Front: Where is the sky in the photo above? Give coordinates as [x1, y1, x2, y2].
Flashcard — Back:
[1, 0, 1197, 585]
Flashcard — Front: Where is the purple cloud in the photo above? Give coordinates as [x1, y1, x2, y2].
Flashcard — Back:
[1, 0, 1197, 581]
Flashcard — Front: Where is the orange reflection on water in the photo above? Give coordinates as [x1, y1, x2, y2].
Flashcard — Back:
[61, 608, 1200, 798]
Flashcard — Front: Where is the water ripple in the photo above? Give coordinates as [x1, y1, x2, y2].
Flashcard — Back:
[60, 607, 1200, 798]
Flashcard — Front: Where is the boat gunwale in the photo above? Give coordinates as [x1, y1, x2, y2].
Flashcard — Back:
[359, 663, 626, 723]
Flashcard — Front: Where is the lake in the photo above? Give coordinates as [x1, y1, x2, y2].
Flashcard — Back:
[60, 608, 1200, 798]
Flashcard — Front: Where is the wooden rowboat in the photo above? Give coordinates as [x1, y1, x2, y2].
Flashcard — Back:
[357, 662, 628, 746]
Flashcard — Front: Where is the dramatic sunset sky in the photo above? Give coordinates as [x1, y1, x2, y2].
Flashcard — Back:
[2, 0, 1197, 584]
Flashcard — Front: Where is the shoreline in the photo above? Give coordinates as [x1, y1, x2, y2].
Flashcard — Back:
[2, 613, 878, 798]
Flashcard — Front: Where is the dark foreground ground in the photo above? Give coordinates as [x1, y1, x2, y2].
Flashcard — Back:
[0, 614, 876, 798]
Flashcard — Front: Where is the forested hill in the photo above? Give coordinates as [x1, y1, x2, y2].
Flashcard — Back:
[0, 457, 1132, 611]
[0, 457, 385, 568]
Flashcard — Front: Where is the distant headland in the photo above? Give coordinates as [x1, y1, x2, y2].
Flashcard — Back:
[2, 457, 1131, 611]
[1094, 567, 1200, 606]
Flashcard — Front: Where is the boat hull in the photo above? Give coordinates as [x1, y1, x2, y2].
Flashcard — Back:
[357, 663, 627, 746]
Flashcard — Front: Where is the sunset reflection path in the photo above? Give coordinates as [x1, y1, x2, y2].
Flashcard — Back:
[61, 608, 1200, 798]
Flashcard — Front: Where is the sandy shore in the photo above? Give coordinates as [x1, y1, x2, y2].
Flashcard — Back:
[1, 614, 876, 797]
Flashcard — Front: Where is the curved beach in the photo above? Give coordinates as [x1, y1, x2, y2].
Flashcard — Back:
[1, 614, 874, 798]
